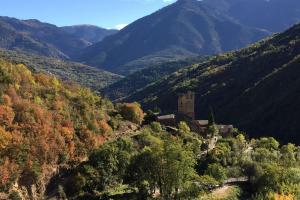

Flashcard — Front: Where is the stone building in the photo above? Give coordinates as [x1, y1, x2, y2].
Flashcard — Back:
[156, 114, 176, 126]
[156, 91, 234, 137]
[178, 91, 195, 120]
[191, 120, 209, 133]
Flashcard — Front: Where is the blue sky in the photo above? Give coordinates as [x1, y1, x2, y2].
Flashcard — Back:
[0, 0, 176, 29]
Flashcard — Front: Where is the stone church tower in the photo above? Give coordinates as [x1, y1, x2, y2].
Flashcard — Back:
[178, 91, 195, 119]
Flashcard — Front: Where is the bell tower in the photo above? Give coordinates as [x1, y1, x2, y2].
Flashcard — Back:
[178, 91, 195, 119]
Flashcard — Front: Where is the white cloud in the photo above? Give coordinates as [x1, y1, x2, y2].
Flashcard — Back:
[115, 23, 128, 30]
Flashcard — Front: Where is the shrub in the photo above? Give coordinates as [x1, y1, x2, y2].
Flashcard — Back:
[9, 191, 22, 200]
[205, 163, 228, 183]
[117, 103, 144, 124]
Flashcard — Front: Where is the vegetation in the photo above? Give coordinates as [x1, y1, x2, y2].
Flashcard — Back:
[125, 22, 300, 144]
[102, 57, 205, 100]
[0, 56, 299, 200]
[0, 49, 122, 91]
[0, 58, 135, 198]
[58, 121, 300, 200]
[117, 103, 144, 124]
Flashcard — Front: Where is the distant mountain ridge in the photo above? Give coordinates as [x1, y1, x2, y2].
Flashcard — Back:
[77, 0, 270, 75]
[0, 16, 89, 59]
[203, 0, 300, 32]
[123, 23, 300, 143]
[0, 17, 116, 60]
[61, 25, 117, 44]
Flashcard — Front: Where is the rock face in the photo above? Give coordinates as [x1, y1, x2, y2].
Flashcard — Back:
[10, 165, 60, 200]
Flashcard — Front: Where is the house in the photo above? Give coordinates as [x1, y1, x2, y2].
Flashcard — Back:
[216, 125, 234, 135]
[191, 120, 209, 133]
[156, 114, 176, 126]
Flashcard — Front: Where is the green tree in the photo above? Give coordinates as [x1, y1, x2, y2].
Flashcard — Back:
[281, 143, 297, 167]
[205, 163, 227, 183]
[127, 139, 199, 199]
[89, 138, 134, 190]
[178, 121, 191, 135]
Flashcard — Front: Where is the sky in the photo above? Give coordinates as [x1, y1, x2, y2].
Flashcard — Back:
[0, 0, 176, 30]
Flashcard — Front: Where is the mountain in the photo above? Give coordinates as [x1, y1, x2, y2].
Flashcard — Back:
[124, 23, 300, 144]
[203, 0, 300, 32]
[61, 25, 117, 44]
[77, 0, 269, 75]
[0, 16, 90, 59]
[0, 49, 122, 90]
[101, 56, 206, 100]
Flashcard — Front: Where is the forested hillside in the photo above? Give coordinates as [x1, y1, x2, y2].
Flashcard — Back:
[125, 23, 300, 144]
[0, 49, 121, 90]
[102, 57, 205, 100]
[0, 58, 143, 199]
[0, 52, 299, 200]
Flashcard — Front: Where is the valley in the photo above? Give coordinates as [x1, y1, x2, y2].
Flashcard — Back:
[1, 0, 300, 199]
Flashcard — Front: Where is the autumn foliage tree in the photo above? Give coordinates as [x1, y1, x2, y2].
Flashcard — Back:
[117, 102, 144, 124]
[0, 58, 117, 194]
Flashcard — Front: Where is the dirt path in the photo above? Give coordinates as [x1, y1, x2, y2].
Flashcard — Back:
[211, 185, 235, 199]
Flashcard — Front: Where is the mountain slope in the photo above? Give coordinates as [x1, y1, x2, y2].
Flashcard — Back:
[0, 49, 121, 90]
[78, 0, 268, 75]
[125, 23, 300, 143]
[0, 16, 90, 59]
[203, 0, 300, 32]
[61, 25, 117, 44]
[101, 56, 206, 100]
[0, 57, 142, 199]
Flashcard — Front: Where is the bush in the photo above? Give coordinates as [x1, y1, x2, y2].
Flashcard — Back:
[9, 191, 22, 200]
[205, 163, 228, 183]
[117, 103, 144, 124]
